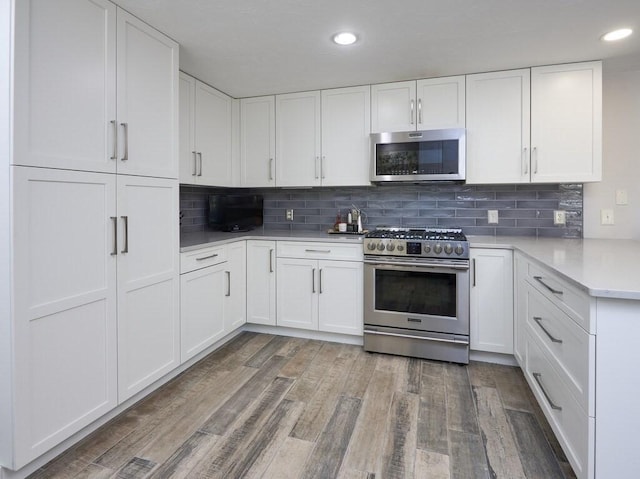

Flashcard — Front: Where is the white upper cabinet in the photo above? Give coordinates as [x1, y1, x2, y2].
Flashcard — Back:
[466, 69, 531, 184]
[240, 96, 276, 187]
[416, 76, 466, 130]
[275, 90, 322, 187]
[13, 0, 117, 173]
[531, 61, 602, 183]
[371, 76, 465, 133]
[179, 72, 233, 186]
[116, 9, 179, 179]
[320, 85, 371, 186]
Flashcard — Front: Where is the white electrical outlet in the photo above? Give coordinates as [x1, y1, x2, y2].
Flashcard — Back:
[286, 209, 294, 221]
[487, 210, 499, 224]
[601, 209, 615, 225]
[553, 210, 566, 225]
[616, 189, 628, 205]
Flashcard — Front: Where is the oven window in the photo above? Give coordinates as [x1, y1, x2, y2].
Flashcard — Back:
[375, 140, 459, 176]
[374, 269, 456, 317]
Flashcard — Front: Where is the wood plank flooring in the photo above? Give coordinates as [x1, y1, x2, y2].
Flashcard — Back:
[28, 333, 576, 479]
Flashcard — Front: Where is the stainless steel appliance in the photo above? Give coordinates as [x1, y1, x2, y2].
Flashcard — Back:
[371, 129, 466, 183]
[363, 227, 470, 363]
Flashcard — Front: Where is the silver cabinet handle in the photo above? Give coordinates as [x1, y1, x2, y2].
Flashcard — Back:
[410, 99, 415, 125]
[269, 248, 274, 273]
[418, 98, 422, 124]
[533, 146, 538, 174]
[472, 258, 477, 287]
[110, 121, 118, 160]
[315, 156, 320, 179]
[120, 216, 128, 253]
[533, 276, 563, 295]
[196, 253, 218, 261]
[312, 268, 316, 293]
[192, 151, 197, 176]
[321, 156, 326, 179]
[533, 317, 563, 344]
[305, 249, 330, 253]
[110, 217, 118, 255]
[319, 268, 323, 294]
[532, 372, 562, 411]
[197, 152, 203, 176]
[225, 271, 231, 297]
[523, 147, 528, 175]
[120, 122, 128, 161]
[269, 158, 274, 181]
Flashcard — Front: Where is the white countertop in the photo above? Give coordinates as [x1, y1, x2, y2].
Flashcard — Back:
[469, 235, 640, 300]
[181, 230, 640, 300]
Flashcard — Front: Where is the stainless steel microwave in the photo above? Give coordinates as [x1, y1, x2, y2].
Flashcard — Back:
[371, 129, 466, 182]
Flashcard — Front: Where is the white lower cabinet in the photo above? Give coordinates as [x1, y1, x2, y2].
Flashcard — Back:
[469, 248, 514, 354]
[246, 240, 277, 325]
[276, 242, 363, 335]
[180, 241, 246, 363]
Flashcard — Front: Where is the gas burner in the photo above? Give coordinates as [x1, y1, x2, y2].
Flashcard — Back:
[364, 226, 469, 259]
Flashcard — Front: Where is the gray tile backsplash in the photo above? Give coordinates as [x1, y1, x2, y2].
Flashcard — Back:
[180, 183, 583, 238]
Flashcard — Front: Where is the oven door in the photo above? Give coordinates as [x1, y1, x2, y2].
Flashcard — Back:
[364, 258, 469, 336]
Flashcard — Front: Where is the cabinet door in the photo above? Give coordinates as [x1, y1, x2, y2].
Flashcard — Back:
[246, 240, 277, 325]
[225, 241, 247, 331]
[318, 260, 363, 335]
[240, 96, 276, 187]
[277, 257, 318, 330]
[13, 0, 117, 173]
[321, 86, 371, 186]
[416, 76, 466, 129]
[195, 81, 233, 186]
[531, 61, 602, 183]
[466, 69, 531, 184]
[180, 263, 225, 362]
[116, 176, 180, 402]
[371, 81, 416, 133]
[116, 8, 179, 179]
[11, 167, 117, 468]
[178, 72, 197, 183]
[276, 91, 321, 187]
[470, 248, 514, 354]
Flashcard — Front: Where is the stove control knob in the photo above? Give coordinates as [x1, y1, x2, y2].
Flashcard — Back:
[366, 242, 376, 251]
[444, 244, 453, 255]
[377, 242, 385, 251]
[455, 244, 464, 255]
[386, 243, 395, 252]
[423, 244, 431, 253]
[397, 244, 405, 252]
[434, 243, 443, 254]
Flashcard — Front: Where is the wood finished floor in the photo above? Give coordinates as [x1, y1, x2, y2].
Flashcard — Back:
[29, 332, 577, 479]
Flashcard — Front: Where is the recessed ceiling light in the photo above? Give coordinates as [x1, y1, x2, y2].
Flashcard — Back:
[332, 32, 358, 46]
[602, 28, 633, 42]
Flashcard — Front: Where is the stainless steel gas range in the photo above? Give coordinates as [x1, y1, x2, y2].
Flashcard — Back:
[363, 227, 470, 364]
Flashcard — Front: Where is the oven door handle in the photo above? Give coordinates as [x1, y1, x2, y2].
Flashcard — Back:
[364, 329, 469, 345]
[364, 260, 469, 273]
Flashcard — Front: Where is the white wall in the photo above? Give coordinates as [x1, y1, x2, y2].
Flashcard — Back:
[583, 55, 640, 239]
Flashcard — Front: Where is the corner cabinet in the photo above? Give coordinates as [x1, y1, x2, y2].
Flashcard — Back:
[246, 240, 277, 325]
[276, 242, 363, 335]
[371, 76, 465, 133]
[469, 248, 514, 354]
[466, 61, 602, 185]
[179, 72, 233, 186]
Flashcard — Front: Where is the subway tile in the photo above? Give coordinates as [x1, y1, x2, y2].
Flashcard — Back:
[438, 200, 475, 209]
[474, 200, 517, 209]
[456, 191, 495, 201]
[476, 218, 516, 227]
[464, 226, 497, 236]
[516, 218, 555, 228]
[455, 209, 488, 218]
[495, 190, 537, 200]
[419, 209, 456, 218]
[436, 218, 477, 227]
[516, 200, 559, 209]
[495, 227, 537, 236]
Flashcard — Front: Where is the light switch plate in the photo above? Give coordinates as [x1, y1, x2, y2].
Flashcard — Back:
[488, 210, 499, 224]
[616, 189, 628, 205]
[601, 209, 615, 225]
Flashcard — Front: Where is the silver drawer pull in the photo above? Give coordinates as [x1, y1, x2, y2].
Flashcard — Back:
[532, 372, 562, 411]
[120, 216, 128, 254]
[312, 268, 316, 293]
[120, 122, 128, 161]
[533, 317, 563, 344]
[225, 271, 231, 296]
[269, 248, 274, 273]
[196, 253, 219, 261]
[305, 249, 331, 253]
[110, 216, 118, 256]
[534, 276, 563, 295]
[110, 120, 118, 160]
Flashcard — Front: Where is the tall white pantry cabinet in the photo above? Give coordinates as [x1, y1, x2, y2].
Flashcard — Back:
[1, 0, 180, 474]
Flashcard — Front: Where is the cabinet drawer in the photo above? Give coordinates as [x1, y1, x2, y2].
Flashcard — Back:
[525, 284, 594, 415]
[525, 260, 593, 333]
[277, 241, 363, 261]
[181, 245, 227, 273]
[525, 334, 593, 479]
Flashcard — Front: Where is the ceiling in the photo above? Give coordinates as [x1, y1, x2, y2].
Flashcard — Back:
[114, 0, 640, 98]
